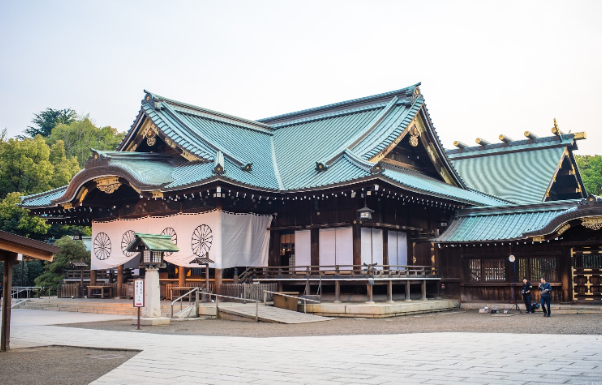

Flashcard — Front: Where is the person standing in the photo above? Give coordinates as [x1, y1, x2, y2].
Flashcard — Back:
[522, 277, 532, 313]
[540, 277, 552, 317]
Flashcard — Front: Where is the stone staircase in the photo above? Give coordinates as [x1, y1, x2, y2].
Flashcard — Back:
[16, 298, 173, 317]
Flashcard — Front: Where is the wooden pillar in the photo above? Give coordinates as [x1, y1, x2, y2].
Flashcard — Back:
[269, 230, 280, 267]
[305, 279, 311, 296]
[1, 254, 15, 351]
[561, 248, 570, 302]
[405, 280, 411, 301]
[421, 280, 427, 300]
[204, 264, 210, 301]
[310, 229, 319, 270]
[352, 222, 361, 270]
[382, 229, 389, 267]
[366, 283, 374, 303]
[459, 247, 466, 302]
[215, 268, 223, 295]
[334, 280, 341, 303]
[116, 265, 123, 298]
[90, 270, 97, 286]
[387, 280, 393, 303]
[178, 266, 186, 288]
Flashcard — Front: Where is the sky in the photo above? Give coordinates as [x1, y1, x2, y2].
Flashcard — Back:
[1, 0, 600, 154]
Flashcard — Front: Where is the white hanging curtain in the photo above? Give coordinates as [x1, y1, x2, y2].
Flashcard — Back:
[90, 211, 272, 270]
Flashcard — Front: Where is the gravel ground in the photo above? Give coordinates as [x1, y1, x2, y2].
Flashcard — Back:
[0, 346, 139, 385]
[60, 310, 602, 337]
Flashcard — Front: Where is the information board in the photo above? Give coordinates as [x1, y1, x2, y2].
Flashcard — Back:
[134, 279, 144, 307]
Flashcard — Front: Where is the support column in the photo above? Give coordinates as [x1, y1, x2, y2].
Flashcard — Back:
[352, 222, 361, 270]
[89, 270, 97, 286]
[387, 280, 394, 303]
[334, 280, 341, 303]
[310, 229, 319, 271]
[1, 255, 15, 351]
[305, 279, 310, 296]
[405, 280, 411, 301]
[215, 268, 223, 295]
[139, 267, 169, 325]
[421, 280, 427, 300]
[178, 266, 186, 288]
[204, 264, 210, 301]
[382, 229, 389, 267]
[366, 283, 374, 304]
[116, 265, 123, 298]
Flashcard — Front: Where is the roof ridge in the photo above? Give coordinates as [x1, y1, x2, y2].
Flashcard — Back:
[270, 102, 389, 128]
[144, 90, 273, 131]
[257, 83, 420, 123]
[447, 134, 575, 158]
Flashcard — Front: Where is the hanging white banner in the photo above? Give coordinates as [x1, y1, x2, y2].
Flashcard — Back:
[90, 211, 272, 270]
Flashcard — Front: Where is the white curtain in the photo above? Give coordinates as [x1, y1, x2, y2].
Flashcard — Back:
[294, 230, 311, 271]
[90, 211, 272, 270]
[361, 228, 384, 268]
[387, 230, 408, 269]
[319, 227, 352, 270]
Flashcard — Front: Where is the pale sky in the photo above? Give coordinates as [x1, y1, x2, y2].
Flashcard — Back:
[1, 0, 600, 154]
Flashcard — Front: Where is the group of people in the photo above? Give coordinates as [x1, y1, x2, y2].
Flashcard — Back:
[521, 277, 553, 317]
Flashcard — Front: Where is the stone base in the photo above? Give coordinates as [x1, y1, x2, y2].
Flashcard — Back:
[132, 317, 171, 326]
[303, 299, 460, 318]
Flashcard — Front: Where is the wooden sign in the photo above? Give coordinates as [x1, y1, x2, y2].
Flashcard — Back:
[133, 279, 144, 307]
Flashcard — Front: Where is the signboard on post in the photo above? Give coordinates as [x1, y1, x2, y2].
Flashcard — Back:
[133, 279, 144, 330]
[134, 279, 144, 307]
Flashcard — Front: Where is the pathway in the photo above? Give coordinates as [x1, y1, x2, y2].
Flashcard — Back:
[220, 303, 333, 323]
[6, 309, 602, 384]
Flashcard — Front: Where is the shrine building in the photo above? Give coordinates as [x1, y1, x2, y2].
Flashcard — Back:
[21, 84, 602, 303]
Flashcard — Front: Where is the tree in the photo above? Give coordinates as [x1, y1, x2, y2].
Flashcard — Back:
[46, 117, 125, 167]
[34, 236, 90, 294]
[575, 155, 602, 196]
[0, 192, 50, 239]
[0, 136, 79, 198]
[25, 108, 77, 137]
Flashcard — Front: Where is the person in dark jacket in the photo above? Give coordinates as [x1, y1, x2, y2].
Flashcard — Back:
[522, 277, 532, 313]
[540, 277, 552, 317]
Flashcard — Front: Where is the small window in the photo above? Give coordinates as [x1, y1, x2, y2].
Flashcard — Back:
[519, 257, 558, 282]
[469, 259, 481, 282]
[484, 259, 505, 281]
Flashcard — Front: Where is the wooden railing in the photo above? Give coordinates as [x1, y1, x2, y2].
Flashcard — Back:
[63, 270, 110, 280]
[240, 265, 438, 281]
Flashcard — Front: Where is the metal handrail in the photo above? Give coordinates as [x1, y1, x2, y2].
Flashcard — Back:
[263, 290, 320, 314]
[206, 292, 260, 322]
[171, 287, 202, 318]
[10, 286, 45, 299]
[170, 288, 261, 321]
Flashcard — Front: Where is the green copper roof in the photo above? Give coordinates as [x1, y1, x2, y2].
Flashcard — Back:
[446, 135, 581, 204]
[20, 186, 68, 208]
[433, 201, 578, 243]
[23, 84, 539, 209]
[125, 233, 180, 252]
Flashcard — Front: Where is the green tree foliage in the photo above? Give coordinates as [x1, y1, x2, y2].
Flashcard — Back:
[0, 192, 50, 239]
[46, 117, 125, 168]
[0, 136, 79, 198]
[0, 260, 45, 287]
[34, 236, 90, 293]
[575, 155, 602, 196]
[25, 108, 77, 137]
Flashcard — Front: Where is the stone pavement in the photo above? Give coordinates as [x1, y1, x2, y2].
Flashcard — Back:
[6, 309, 602, 384]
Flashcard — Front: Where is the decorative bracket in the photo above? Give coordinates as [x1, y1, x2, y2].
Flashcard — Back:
[95, 176, 121, 194]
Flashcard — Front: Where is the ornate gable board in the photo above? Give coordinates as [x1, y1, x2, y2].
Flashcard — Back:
[370, 105, 462, 187]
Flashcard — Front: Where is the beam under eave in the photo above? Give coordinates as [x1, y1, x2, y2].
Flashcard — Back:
[0, 240, 54, 262]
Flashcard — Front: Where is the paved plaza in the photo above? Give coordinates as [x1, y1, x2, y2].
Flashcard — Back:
[5, 309, 602, 384]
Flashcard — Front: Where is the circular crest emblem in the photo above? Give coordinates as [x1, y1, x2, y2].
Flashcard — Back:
[94, 232, 111, 260]
[191, 224, 213, 257]
[161, 227, 178, 256]
[121, 230, 137, 257]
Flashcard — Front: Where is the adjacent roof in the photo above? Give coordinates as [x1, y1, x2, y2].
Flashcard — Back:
[125, 233, 180, 253]
[447, 134, 585, 204]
